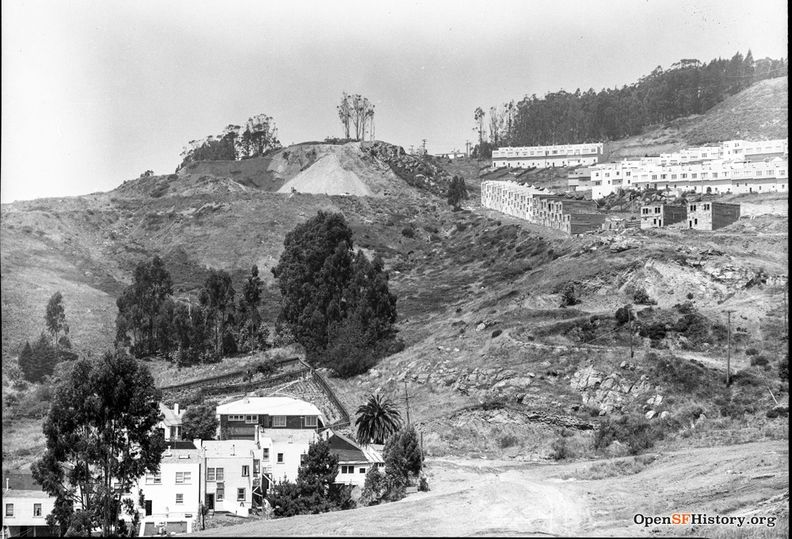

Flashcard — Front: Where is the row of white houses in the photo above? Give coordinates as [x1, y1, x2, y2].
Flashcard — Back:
[491, 143, 603, 168]
[2, 397, 383, 538]
[589, 157, 788, 199]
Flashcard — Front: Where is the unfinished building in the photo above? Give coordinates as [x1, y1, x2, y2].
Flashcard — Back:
[640, 203, 687, 229]
[687, 201, 741, 230]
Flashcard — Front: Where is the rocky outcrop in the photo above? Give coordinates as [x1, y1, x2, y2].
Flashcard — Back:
[362, 141, 453, 196]
[570, 366, 654, 415]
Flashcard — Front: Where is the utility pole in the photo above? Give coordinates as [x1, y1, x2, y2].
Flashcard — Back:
[465, 140, 471, 158]
[628, 305, 634, 359]
[783, 279, 788, 343]
[421, 139, 427, 156]
[725, 310, 735, 386]
[403, 380, 411, 426]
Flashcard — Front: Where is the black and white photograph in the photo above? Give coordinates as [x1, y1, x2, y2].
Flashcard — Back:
[1, 0, 788, 536]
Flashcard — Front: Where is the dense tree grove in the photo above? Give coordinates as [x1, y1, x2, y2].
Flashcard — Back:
[116, 258, 270, 364]
[479, 52, 786, 149]
[32, 350, 165, 536]
[272, 211, 399, 376]
[179, 113, 282, 167]
[19, 292, 76, 383]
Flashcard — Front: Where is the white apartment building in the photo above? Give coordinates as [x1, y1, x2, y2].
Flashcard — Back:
[135, 441, 201, 535]
[491, 143, 603, 169]
[200, 440, 264, 516]
[480, 180, 553, 221]
[2, 475, 55, 539]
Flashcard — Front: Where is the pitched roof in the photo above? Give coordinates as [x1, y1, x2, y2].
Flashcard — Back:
[327, 432, 368, 463]
[200, 439, 261, 458]
[215, 396, 322, 417]
[3, 473, 42, 491]
[159, 402, 184, 425]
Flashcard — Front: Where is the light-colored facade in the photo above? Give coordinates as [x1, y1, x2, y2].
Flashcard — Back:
[158, 402, 184, 442]
[200, 440, 264, 516]
[2, 476, 55, 539]
[492, 143, 603, 169]
[590, 139, 788, 199]
[481, 180, 605, 235]
[327, 433, 384, 489]
[687, 201, 741, 231]
[135, 442, 201, 536]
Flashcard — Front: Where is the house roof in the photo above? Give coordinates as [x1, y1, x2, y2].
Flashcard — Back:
[215, 396, 322, 417]
[200, 439, 261, 458]
[160, 442, 200, 464]
[3, 473, 42, 491]
[327, 433, 367, 463]
[159, 403, 184, 425]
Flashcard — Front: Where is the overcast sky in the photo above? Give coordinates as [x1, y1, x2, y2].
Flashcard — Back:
[1, 0, 787, 203]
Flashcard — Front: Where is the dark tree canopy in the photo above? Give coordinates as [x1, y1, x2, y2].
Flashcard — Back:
[446, 175, 468, 210]
[272, 211, 398, 376]
[116, 256, 173, 356]
[383, 426, 423, 482]
[45, 291, 69, 347]
[31, 350, 165, 537]
[355, 393, 403, 445]
[488, 52, 786, 147]
[181, 404, 218, 441]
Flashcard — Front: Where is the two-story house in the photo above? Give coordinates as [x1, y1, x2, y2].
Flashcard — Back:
[157, 402, 184, 442]
[1, 474, 55, 539]
[199, 440, 263, 516]
[326, 432, 384, 489]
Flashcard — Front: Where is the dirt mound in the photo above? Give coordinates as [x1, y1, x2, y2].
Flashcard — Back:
[277, 153, 375, 196]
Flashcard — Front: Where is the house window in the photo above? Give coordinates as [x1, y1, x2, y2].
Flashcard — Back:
[263, 449, 270, 460]
[207, 468, 216, 482]
[176, 494, 184, 505]
[34, 504, 42, 517]
[215, 468, 224, 481]
[359, 468, 366, 474]
[253, 460, 260, 475]
[242, 466, 249, 477]
[304, 416, 318, 428]
[245, 415, 258, 424]
[237, 488, 246, 502]
[146, 473, 162, 485]
[277, 453, 284, 463]
[175, 472, 191, 484]
[5, 504, 13, 517]
[341, 465, 354, 474]
[216, 483, 224, 501]
[273, 416, 287, 427]
[228, 415, 245, 422]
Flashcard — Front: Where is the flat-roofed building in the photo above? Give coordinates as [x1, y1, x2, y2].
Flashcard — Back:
[640, 203, 687, 229]
[687, 201, 741, 230]
[1, 474, 55, 539]
[492, 143, 603, 169]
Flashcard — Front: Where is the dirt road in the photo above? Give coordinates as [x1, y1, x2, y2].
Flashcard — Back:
[196, 440, 787, 537]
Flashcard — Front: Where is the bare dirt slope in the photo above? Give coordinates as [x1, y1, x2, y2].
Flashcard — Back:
[195, 440, 787, 537]
[605, 76, 788, 161]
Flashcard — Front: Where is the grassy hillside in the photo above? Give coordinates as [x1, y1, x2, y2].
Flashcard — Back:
[605, 76, 788, 161]
[1, 135, 788, 475]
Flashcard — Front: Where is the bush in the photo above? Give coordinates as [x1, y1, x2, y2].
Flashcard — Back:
[686, 292, 694, 300]
[594, 414, 661, 455]
[498, 434, 519, 449]
[418, 474, 430, 492]
[384, 427, 423, 483]
[750, 355, 769, 367]
[559, 283, 579, 307]
[745, 347, 759, 356]
[632, 287, 655, 305]
[549, 437, 570, 460]
[614, 305, 632, 325]
[673, 301, 695, 314]
[780, 355, 789, 382]
[491, 329, 502, 338]
[401, 227, 415, 238]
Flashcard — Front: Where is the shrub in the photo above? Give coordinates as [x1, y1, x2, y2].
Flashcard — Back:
[549, 437, 570, 460]
[745, 347, 759, 356]
[614, 305, 632, 325]
[559, 283, 579, 307]
[780, 355, 789, 382]
[750, 355, 769, 367]
[673, 301, 695, 314]
[632, 287, 655, 305]
[401, 227, 415, 238]
[686, 292, 694, 300]
[384, 427, 423, 483]
[418, 474, 430, 492]
[498, 434, 519, 449]
[491, 329, 502, 338]
[594, 414, 661, 455]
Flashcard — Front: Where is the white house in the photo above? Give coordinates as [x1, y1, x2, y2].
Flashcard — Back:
[135, 441, 201, 536]
[199, 440, 264, 516]
[158, 402, 184, 442]
[326, 433, 384, 489]
[2, 475, 55, 539]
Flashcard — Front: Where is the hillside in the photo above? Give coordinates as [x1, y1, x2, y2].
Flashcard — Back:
[604, 76, 788, 161]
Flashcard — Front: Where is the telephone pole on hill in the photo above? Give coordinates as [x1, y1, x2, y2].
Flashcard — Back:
[421, 139, 427, 156]
[403, 380, 411, 426]
[465, 140, 471, 158]
[628, 305, 634, 359]
[725, 310, 735, 386]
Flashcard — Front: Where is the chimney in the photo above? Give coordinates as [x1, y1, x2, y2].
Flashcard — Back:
[174, 403, 180, 416]
[165, 445, 172, 456]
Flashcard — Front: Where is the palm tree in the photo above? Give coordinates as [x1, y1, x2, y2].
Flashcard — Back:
[355, 393, 402, 445]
